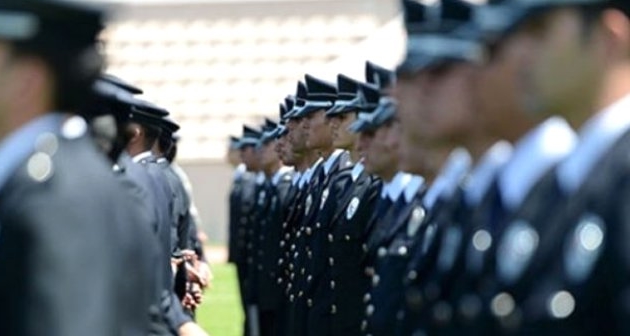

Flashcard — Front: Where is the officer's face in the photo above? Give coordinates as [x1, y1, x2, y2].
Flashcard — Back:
[240, 146, 259, 171]
[303, 109, 333, 150]
[365, 123, 398, 177]
[329, 113, 358, 150]
[279, 135, 297, 166]
[420, 62, 478, 147]
[260, 141, 278, 169]
[357, 131, 374, 161]
[287, 118, 308, 154]
[520, 8, 605, 122]
[474, 28, 538, 142]
[396, 70, 428, 149]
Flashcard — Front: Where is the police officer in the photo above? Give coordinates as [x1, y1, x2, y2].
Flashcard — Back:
[0, 1, 155, 335]
[471, 1, 630, 335]
[317, 74, 383, 336]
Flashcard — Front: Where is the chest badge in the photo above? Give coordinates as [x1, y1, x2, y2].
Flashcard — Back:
[320, 188, 330, 210]
[305, 194, 313, 215]
[346, 197, 361, 220]
[407, 206, 426, 237]
[497, 220, 539, 285]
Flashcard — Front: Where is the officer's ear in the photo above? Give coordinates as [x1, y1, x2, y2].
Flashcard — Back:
[600, 8, 630, 59]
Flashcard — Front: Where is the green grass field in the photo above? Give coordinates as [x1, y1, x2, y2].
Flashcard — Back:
[197, 263, 243, 336]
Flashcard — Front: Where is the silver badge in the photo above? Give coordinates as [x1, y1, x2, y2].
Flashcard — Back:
[320, 188, 330, 210]
[305, 195, 313, 215]
[437, 227, 463, 272]
[407, 207, 426, 237]
[346, 197, 360, 220]
[257, 190, 266, 206]
[421, 222, 438, 255]
[564, 213, 605, 284]
[497, 220, 539, 285]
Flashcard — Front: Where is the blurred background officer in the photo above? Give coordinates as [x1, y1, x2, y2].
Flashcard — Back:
[0, 1, 158, 336]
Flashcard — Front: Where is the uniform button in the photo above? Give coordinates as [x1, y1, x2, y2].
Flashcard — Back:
[377, 247, 387, 257]
[329, 258, 334, 266]
[330, 280, 336, 289]
[307, 275, 312, 283]
[408, 270, 418, 281]
[316, 222, 321, 229]
[328, 234, 334, 242]
[257, 265, 263, 271]
[307, 299, 313, 307]
[258, 251, 263, 256]
[289, 264, 294, 271]
[363, 293, 371, 303]
[366, 304, 375, 316]
[298, 291, 304, 297]
[280, 241, 285, 248]
[291, 244, 296, 251]
[285, 233, 290, 240]
[331, 305, 337, 314]
[277, 278, 283, 284]
[362, 244, 368, 252]
[259, 234, 264, 240]
[294, 252, 299, 258]
[345, 235, 350, 241]
[398, 246, 408, 256]
[290, 273, 295, 280]
[278, 258, 283, 266]
[372, 275, 380, 287]
[365, 267, 375, 277]
[361, 320, 367, 331]
[282, 222, 288, 229]
[296, 231, 302, 238]
[290, 295, 295, 302]
[308, 251, 312, 259]
[301, 268, 305, 275]
[306, 228, 312, 235]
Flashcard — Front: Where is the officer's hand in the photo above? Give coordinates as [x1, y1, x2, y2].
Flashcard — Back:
[178, 321, 209, 336]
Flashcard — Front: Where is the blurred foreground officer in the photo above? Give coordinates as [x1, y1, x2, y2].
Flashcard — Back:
[0, 1, 152, 336]
[469, 0, 630, 335]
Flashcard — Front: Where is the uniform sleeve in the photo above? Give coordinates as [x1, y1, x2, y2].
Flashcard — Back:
[0, 190, 120, 336]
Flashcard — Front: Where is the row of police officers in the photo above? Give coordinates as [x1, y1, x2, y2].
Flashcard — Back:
[0, 1, 210, 336]
[228, 0, 630, 335]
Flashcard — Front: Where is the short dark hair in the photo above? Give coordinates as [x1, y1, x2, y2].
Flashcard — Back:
[140, 124, 161, 151]
[166, 142, 177, 163]
[158, 134, 174, 156]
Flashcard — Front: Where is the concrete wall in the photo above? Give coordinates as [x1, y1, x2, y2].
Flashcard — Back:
[180, 161, 234, 244]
